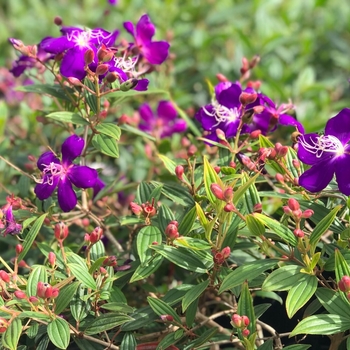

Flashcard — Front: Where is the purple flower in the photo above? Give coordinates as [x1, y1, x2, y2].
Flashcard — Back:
[297, 108, 350, 195]
[108, 0, 118, 4]
[123, 14, 170, 65]
[139, 101, 187, 138]
[34, 135, 98, 212]
[0, 205, 22, 236]
[40, 27, 119, 80]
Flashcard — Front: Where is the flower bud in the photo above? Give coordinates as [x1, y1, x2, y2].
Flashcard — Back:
[90, 227, 103, 244]
[105, 72, 118, 83]
[37, 282, 59, 299]
[95, 64, 109, 76]
[214, 252, 224, 265]
[103, 256, 117, 267]
[48, 252, 56, 267]
[253, 203, 262, 213]
[142, 201, 157, 217]
[97, 44, 115, 62]
[293, 229, 304, 238]
[224, 203, 235, 212]
[28, 296, 39, 304]
[100, 267, 108, 275]
[130, 202, 142, 216]
[275, 173, 284, 184]
[54, 222, 69, 241]
[0, 318, 9, 333]
[221, 247, 231, 259]
[239, 92, 257, 106]
[175, 165, 184, 181]
[169, 220, 179, 227]
[165, 224, 179, 240]
[0, 270, 10, 283]
[216, 73, 228, 82]
[287, 198, 300, 211]
[214, 166, 221, 174]
[276, 145, 288, 158]
[210, 184, 224, 201]
[231, 314, 243, 328]
[339, 276, 350, 292]
[250, 129, 261, 139]
[187, 145, 197, 157]
[68, 77, 82, 86]
[215, 128, 226, 141]
[302, 209, 314, 219]
[84, 48, 95, 65]
[292, 159, 300, 169]
[14, 290, 27, 299]
[242, 328, 250, 337]
[15, 244, 23, 255]
[223, 187, 233, 202]
[54, 16, 63, 26]
[120, 78, 138, 91]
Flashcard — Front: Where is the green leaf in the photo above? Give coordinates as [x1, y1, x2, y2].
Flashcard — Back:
[54, 282, 80, 315]
[18, 311, 51, 321]
[74, 337, 104, 350]
[157, 204, 176, 233]
[262, 265, 306, 291]
[148, 296, 182, 324]
[257, 339, 273, 350]
[156, 182, 194, 207]
[203, 156, 223, 204]
[238, 282, 256, 336]
[174, 237, 211, 250]
[136, 182, 154, 203]
[119, 124, 156, 141]
[233, 172, 260, 207]
[95, 123, 121, 140]
[130, 255, 163, 283]
[120, 333, 137, 350]
[316, 288, 350, 319]
[156, 330, 184, 349]
[46, 111, 89, 125]
[219, 259, 278, 293]
[89, 240, 105, 261]
[178, 205, 197, 236]
[84, 313, 133, 335]
[184, 327, 218, 349]
[310, 205, 341, 248]
[47, 318, 70, 349]
[2, 318, 22, 350]
[158, 154, 190, 183]
[137, 226, 162, 265]
[286, 275, 317, 318]
[150, 244, 207, 273]
[92, 133, 119, 158]
[84, 77, 98, 114]
[253, 213, 298, 246]
[67, 263, 97, 290]
[182, 280, 209, 312]
[26, 265, 48, 297]
[18, 213, 48, 262]
[241, 171, 261, 213]
[100, 302, 134, 313]
[16, 83, 75, 101]
[290, 314, 350, 336]
[185, 298, 198, 327]
[283, 345, 311, 350]
[246, 214, 265, 236]
[70, 284, 91, 322]
[0, 101, 9, 137]
[335, 249, 350, 282]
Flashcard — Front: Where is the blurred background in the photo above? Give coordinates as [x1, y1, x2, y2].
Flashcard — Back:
[2, 0, 350, 131]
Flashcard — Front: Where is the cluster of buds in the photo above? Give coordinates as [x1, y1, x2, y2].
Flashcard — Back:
[36, 281, 59, 299]
[54, 222, 69, 243]
[338, 276, 350, 300]
[165, 221, 179, 241]
[130, 199, 157, 224]
[212, 247, 231, 265]
[102, 255, 117, 267]
[210, 183, 236, 213]
[240, 55, 260, 80]
[84, 226, 103, 245]
[231, 314, 250, 337]
[259, 143, 289, 163]
[283, 198, 314, 238]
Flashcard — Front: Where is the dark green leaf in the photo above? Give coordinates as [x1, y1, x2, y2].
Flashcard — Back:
[2, 318, 22, 350]
[182, 280, 209, 312]
[120, 333, 137, 350]
[67, 263, 97, 290]
[54, 282, 80, 315]
[130, 255, 163, 283]
[178, 205, 197, 236]
[84, 313, 133, 335]
[47, 318, 70, 349]
[137, 226, 162, 265]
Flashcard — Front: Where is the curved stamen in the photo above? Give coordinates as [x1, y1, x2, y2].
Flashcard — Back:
[299, 134, 345, 158]
[41, 163, 65, 185]
[203, 99, 240, 127]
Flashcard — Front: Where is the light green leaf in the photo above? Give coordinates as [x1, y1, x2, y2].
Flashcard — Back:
[158, 154, 190, 183]
[178, 205, 197, 236]
[2, 318, 22, 350]
[316, 288, 350, 319]
[54, 282, 80, 315]
[174, 236, 212, 250]
[67, 263, 97, 290]
[203, 156, 223, 204]
[47, 317, 70, 349]
[286, 275, 317, 318]
[136, 226, 162, 265]
[92, 133, 119, 158]
[262, 265, 305, 291]
[46, 111, 89, 125]
[130, 255, 163, 283]
[95, 123, 121, 140]
[246, 214, 265, 236]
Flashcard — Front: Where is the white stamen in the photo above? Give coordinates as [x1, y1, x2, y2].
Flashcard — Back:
[299, 134, 345, 158]
[203, 99, 240, 127]
[67, 29, 114, 48]
[112, 56, 137, 73]
[39, 163, 64, 185]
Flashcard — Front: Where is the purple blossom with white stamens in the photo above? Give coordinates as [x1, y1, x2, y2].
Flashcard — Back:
[40, 27, 119, 80]
[139, 101, 187, 138]
[34, 135, 98, 212]
[123, 14, 170, 65]
[0, 205, 22, 236]
[297, 108, 350, 195]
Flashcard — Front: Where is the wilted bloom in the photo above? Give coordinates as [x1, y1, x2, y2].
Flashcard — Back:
[297, 108, 350, 195]
[0, 205, 22, 236]
[40, 27, 119, 80]
[139, 101, 187, 138]
[123, 14, 170, 65]
[34, 135, 98, 212]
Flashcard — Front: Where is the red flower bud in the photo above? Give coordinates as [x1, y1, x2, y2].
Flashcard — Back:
[0, 318, 9, 333]
[96, 64, 109, 76]
[28, 296, 39, 304]
[160, 314, 174, 322]
[210, 184, 224, 200]
[169, 220, 179, 227]
[187, 145, 197, 157]
[223, 187, 233, 202]
[142, 201, 157, 217]
[54, 222, 69, 241]
[293, 229, 304, 238]
[14, 290, 27, 299]
[214, 252, 224, 265]
[100, 267, 108, 275]
[130, 202, 142, 216]
[214, 166, 221, 174]
[106, 72, 119, 83]
[48, 252, 56, 267]
[241, 315, 250, 327]
[253, 203, 262, 213]
[216, 73, 228, 82]
[239, 92, 257, 106]
[15, 244, 23, 255]
[292, 159, 300, 169]
[84, 48, 95, 65]
[221, 247, 231, 259]
[103, 256, 118, 267]
[54, 16, 63, 26]
[165, 224, 179, 240]
[67, 77, 82, 86]
[250, 129, 261, 139]
[242, 328, 250, 337]
[301, 209, 314, 219]
[175, 165, 184, 181]
[224, 203, 235, 212]
[89, 227, 103, 244]
[36, 282, 59, 299]
[339, 276, 350, 292]
[287, 198, 300, 211]
[0, 270, 10, 283]
[231, 314, 243, 327]
[275, 173, 284, 184]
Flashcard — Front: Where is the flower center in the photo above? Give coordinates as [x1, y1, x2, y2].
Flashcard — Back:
[299, 134, 345, 158]
[67, 30, 92, 48]
[41, 162, 65, 185]
[112, 56, 137, 73]
[203, 99, 240, 127]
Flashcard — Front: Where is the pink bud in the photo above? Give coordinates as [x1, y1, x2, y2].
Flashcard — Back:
[242, 328, 250, 337]
[187, 145, 197, 157]
[221, 247, 231, 259]
[214, 252, 224, 265]
[224, 203, 235, 212]
[175, 165, 184, 181]
[215, 129, 226, 141]
[301, 209, 314, 219]
[48, 252, 56, 267]
[169, 220, 179, 227]
[130, 202, 142, 216]
[293, 229, 304, 238]
[54, 222, 68, 241]
[292, 159, 300, 169]
[241, 315, 250, 327]
[90, 227, 103, 244]
[165, 224, 179, 240]
[14, 290, 26, 299]
[15, 244, 23, 255]
[28, 296, 39, 304]
[231, 314, 243, 327]
[0, 318, 9, 333]
[102, 256, 117, 267]
[223, 187, 233, 202]
[160, 314, 174, 322]
[239, 92, 257, 106]
[339, 276, 350, 292]
[275, 173, 284, 184]
[96, 64, 109, 76]
[214, 166, 221, 174]
[287, 198, 300, 211]
[84, 48, 95, 65]
[216, 73, 228, 82]
[210, 184, 224, 200]
[253, 203, 262, 213]
[250, 129, 261, 139]
[0, 270, 10, 283]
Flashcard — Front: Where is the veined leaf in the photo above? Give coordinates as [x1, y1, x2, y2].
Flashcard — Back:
[47, 318, 70, 349]
[148, 296, 182, 324]
[182, 280, 209, 312]
[136, 226, 162, 265]
[2, 318, 22, 350]
[46, 111, 89, 125]
[92, 133, 119, 158]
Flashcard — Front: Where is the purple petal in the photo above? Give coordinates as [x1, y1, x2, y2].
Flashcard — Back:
[134, 79, 149, 91]
[335, 153, 350, 195]
[216, 83, 241, 109]
[252, 112, 271, 135]
[9, 56, 37, 77]
[299, 160, 335, 193]
[92, 28, 119, 46]
[171, 119, 187, 133]
[136, 14, 155, 45]
[123, 21, 135, 37]
[142, 41, 170, 65]
[223, 119, 241, 139]
[297, 133, 332, 165]
[157, 101, 177, 121]
[61, 135, 85, 164]
[196, 105, 215, 130]
[93, 178, 105, 198]
[34, 175, 59, 200]
[139, 103, 154, 125]
[57, 178, 77, 212]
[325, 108, 350, 144]
[279, 114, 305, 134]
[109, 66, 128, 81]
[60, 47, 87, 80]
[37, 152, 60, 171]
[40, 36, 72, 54]
[68, 165, 98, 188]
